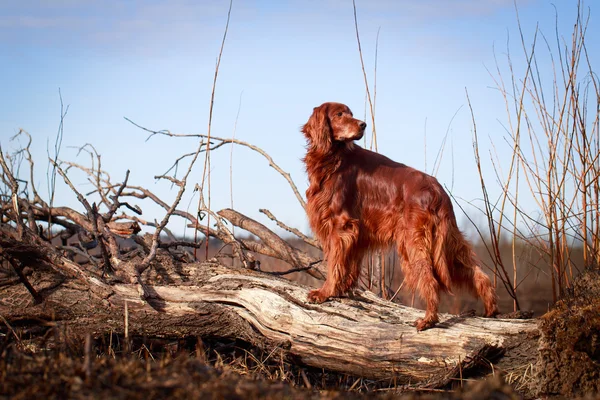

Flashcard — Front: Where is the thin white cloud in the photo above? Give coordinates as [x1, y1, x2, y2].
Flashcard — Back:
[326, 0, 534, 19]
[0, 15, 82, 28]
[0, 0, 249, 56]
[398, 0, 532, 18]
[0, 0, 536, 58]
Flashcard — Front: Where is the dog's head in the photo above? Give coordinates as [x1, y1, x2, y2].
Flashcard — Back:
[302, 102, 367, 149]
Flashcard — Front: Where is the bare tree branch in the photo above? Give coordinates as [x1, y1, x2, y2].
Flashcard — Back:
[218, 208, 325, 280]
[259, 208, 320, 249]
[124, 118, 306, 210]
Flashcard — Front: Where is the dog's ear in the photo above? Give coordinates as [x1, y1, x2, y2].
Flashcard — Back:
[302, 103, 331, 151]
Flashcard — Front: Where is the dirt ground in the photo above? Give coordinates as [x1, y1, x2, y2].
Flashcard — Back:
[0, 337, 522, 400]
[535, 269, 600, 398]
[1, 245, 599, 399]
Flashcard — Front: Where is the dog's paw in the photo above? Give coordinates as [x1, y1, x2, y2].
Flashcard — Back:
[414, 317, 438, 331]
[307, 289, 329, 304]
[484, 307, 500, 318]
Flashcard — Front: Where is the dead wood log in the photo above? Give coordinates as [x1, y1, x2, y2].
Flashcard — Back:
[1, 252, 537, 385]
[106, 221, 142, 236]
[218, 208, 326, 280]
[0, 141, 536, 385]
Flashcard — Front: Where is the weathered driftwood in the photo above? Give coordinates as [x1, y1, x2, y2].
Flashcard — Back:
[1, 240, 537, 385]
[217, 208, 325, 279]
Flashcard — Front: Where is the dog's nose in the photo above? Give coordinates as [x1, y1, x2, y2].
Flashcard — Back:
[359, 121, 367, 129]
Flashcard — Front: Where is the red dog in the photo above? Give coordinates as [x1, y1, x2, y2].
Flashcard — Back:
[302, 102, 498, 330]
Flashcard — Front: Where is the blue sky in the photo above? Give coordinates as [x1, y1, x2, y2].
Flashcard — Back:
[1, 0, 598, 237]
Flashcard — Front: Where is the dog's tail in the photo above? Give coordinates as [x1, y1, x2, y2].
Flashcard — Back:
[433, 209, 498, 316]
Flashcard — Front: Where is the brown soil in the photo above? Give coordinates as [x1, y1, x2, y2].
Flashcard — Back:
[535, 268, 600, 398]
[0, 334, 522, 400]
[491, 330, 541, 398]
[2, 238, 598, 399]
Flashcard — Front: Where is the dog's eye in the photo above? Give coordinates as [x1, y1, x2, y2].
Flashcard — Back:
[336, 112, 343, 117]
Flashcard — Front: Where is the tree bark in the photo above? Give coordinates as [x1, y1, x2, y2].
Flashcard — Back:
[1, 253, 537, 386]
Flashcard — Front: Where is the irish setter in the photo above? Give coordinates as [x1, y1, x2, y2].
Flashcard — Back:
[302, 102, 498, 330]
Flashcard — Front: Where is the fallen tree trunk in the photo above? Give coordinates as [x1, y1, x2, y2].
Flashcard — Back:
[1, 255, 537, 385]
[0, 109, 539, 390]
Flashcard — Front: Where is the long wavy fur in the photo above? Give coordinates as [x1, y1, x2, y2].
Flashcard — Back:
[301, 102, 498, 330]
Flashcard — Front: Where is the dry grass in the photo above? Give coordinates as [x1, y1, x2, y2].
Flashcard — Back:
[0, 331, 526, 400]
[468, 0, 600, 312]
[504, 363, 536, 393]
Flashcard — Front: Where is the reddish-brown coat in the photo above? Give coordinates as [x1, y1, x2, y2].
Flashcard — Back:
[302, 102, 498, 330]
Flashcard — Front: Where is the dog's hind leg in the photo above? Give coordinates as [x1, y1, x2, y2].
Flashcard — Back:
[408, 258, 441, 331]
[398, 224, 441, 331]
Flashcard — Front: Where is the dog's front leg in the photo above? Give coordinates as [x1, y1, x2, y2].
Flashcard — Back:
[308, 214, 360, 303]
